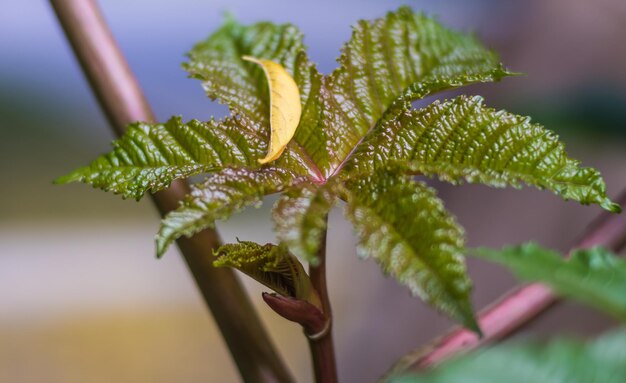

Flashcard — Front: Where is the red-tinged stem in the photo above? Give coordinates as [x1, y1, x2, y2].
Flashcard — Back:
[404, 191, 626, 371]
[261, 222, 337, 382]
[260, 218, 337, 382]
[49, 1, 293, 382]
[308, 221, 338, 383]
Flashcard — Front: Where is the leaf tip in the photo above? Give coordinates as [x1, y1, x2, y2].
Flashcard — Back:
[155, 235, 170, 259]
[470, 320, 484, 338]
[603, 200, 622, 214]
[53, 171, 81, 185]
[222, 11, 238, 25]
[257, 146, 286, 164]
[241, 55, 260, 65]
[509, 71, 526, 77]
[456, 301, 482, 336]
[502, 69, 525, 78]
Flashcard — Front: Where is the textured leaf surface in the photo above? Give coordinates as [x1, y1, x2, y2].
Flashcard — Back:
[391, 329, 626, 383]
[185, 17, 327, 179]
[242, 56, 302, 164]
[272, 182, 338, 265]
[473, 244, 626, 320]
[156, 167, 301, 256]
[343, 172, 477, 331]
[324, 6, 512, 173]
[214, 241, 320, 307]
[56, 117, 267, 200]
[58, 7, 620, 319]
[346, 96, 620, 212]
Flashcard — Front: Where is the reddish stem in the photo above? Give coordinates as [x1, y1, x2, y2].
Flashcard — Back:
[261, 218, 338, 383]
[405, 191, 626, 371]
[308, 224, 338, 383]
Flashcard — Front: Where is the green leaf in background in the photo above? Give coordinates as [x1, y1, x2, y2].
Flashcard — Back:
[156, 167, 301, 257]
[272, 182, 337, 265]
[343, 172, 478, 332]
[390, 329, 626, 383]
[472, 243, 626, 321]
[324, 6, 513, 174]
[214, 241, 321, 308]
[55, 116, 267, 200]
[345, 96, 620, 212]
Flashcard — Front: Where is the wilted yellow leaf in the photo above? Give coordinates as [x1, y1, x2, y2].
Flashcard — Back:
[242, 56, 302, 164]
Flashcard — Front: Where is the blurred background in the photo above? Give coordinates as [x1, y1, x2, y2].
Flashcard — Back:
[1, 0, 625, 382]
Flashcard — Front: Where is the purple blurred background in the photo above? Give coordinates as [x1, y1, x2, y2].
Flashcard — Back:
[1, 1, 625, 382]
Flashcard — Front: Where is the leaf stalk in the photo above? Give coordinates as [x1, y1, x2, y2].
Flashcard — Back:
[307, 219, 338, 383]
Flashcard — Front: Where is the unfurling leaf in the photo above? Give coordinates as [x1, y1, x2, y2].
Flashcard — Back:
[472, 244, 626, 321]
[242, 56, 302, 164]
[214, 241, 321, 309]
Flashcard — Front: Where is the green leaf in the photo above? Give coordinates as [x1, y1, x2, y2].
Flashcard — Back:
[184, 17, 305, 123]
[185, 16, 328, 179]
[156, 167, 301, 257]
[472, 243, 626, 321]
[272, 182, 338, 265]
[346, 96, 620, 212]
[214, 240, 320, 308]
[55, 116, 267, 200]
[343, 171, 478, 332]
[57, 8, 621, 326]
[390, 329, 626, 383]
[325, 6, 513, 173]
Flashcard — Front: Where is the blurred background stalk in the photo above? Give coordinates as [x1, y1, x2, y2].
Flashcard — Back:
[1, 0, 625, 382]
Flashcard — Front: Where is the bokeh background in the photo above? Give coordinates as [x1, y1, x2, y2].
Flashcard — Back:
[1, 0, 625, 382]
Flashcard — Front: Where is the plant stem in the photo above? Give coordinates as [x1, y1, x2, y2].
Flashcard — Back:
[399, 191, 626, 372]
[49, 1, 293, 382]
[308, 220, 338, 383]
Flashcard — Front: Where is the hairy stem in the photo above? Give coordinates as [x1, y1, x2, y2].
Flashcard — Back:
[308, 220, 338, 383]
[49, 1, 293, 382]
[400, 191, 626, 372]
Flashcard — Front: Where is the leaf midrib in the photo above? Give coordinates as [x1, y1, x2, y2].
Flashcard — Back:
[348, 185, 466, 304]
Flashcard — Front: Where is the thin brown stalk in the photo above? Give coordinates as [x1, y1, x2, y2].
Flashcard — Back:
[308, 221, 338, 383]
[49, 1, 293, 382]
[401, 191, 626, 372]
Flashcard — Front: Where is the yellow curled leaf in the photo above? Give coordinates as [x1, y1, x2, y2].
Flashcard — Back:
[243, 56, 302, 164]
